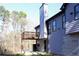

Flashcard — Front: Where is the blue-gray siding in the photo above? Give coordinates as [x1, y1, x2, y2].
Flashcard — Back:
[48, 13, 65, 55]
[47, 3, 79, 55]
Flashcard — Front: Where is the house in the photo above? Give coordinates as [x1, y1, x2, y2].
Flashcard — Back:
[34, 3, 48, 52]
[35, 25, 47, 52]
[21, 31, 37, 52]
[46, 11, 65, 55]
[46, 3, 79, 56]
[61, 3, 79, 55]
[35, 25, 40, 38]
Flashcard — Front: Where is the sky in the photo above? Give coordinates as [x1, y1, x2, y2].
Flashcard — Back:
[0, 3, 63, 32]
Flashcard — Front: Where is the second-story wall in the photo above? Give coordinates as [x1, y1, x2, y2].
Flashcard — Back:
[64, 3, 79, 34]
[47, 11, 65, 55]
[65, 3, 77, 22]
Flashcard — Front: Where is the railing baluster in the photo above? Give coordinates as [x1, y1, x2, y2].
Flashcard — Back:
[66, 20, 79, 34]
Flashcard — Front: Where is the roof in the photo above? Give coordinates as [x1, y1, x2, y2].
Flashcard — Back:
[46, 10, 63, 24]
[35, 25, 40, 29]
[40, 3, 48, 9]
[46, 3, 68, 24]
[60, 3, 68, 10]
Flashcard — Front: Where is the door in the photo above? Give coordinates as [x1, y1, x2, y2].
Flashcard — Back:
[33, 44, 37, 51]
[44, 40, 46, 51]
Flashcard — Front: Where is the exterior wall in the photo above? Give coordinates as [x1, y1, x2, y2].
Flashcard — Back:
[65, 3, 77, 22]
[22, 40, 36, 52]
[21, 32, 37, 52]
[35, 26, 47, 52]
[63, 3, 79, 55]
[40, 3, 48, 39]
[46, 3, 79, 55]
[63, 34, 79, 55]
[37, 40, 45, 51]
[35, 3, 48, 52]
[35, 26, 40, 37]
[65, 3, 79, 34]
[48, 13, 64, 55]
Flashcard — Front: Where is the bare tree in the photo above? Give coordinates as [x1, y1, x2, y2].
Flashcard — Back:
[11, 11, 27, 53]
[0, 6, 10, 55]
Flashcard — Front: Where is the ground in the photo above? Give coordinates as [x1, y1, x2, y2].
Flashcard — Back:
[16, 52, 53, 56]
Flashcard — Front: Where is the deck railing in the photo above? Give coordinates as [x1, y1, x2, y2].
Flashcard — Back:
[66, 20, 79, 34]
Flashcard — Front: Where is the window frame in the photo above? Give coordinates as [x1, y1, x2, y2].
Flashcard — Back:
[48, 21, 52, 35]
[74, 4, 79, 20]
[48, 20, 56, 35]
[62, 14, 66, 29]
[52, 20, 57, 32]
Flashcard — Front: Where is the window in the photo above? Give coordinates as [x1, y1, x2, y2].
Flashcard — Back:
[74, 4, 79, 20]
[36, 29, 40, 37]
[48, 20, 58, 34]
[48, 21, 52, 34]
[62, 14, 66, 29]
[52, 20, 56, 31]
